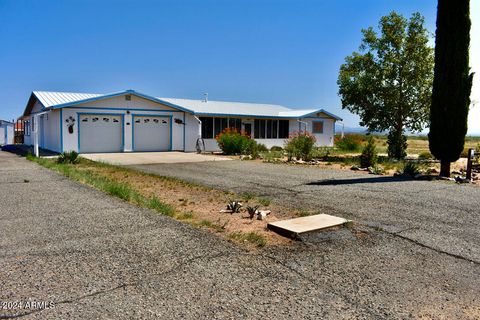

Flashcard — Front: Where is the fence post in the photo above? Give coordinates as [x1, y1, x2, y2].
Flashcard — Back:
[466, 148, 474, 180]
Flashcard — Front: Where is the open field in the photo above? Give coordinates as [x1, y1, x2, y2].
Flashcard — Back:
[344, 134, 480, 155]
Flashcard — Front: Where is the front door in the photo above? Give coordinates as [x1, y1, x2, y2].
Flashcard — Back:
[244, 123, 252, 138]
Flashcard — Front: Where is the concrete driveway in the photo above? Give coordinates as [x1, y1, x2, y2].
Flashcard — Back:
[2, 151, 479, 319]
[81, 151, 231, 165]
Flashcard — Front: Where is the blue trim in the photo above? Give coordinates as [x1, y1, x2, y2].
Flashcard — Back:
[63, 106, 183, 113]
[194, 112, 298, 119]
[183, 112, 186, 151]
[311, 120, 324, 134]
[59, 109, 63, 153]
[131, 114, 173, 152]
[299, 109, 343, 121]
[77, 112, 125, 153]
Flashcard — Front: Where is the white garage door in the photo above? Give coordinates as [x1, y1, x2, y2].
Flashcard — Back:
[79, 114, 123, 153]
[133, 115, 171, 152]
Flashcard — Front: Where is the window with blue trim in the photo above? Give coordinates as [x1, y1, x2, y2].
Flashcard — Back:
[312, 121, 324, 134]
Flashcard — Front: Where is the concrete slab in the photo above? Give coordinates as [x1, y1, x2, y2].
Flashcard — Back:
[268, 214, 349, 238]
[81, 151, 232, 165]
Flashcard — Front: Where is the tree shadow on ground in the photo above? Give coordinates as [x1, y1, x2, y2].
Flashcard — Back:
[306, 176, 412, 186]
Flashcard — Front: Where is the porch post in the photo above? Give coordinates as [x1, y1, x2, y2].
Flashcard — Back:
[33, 114, 39, 157]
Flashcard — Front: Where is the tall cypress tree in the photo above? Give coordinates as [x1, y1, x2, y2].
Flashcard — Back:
[429, 0, 473, 177]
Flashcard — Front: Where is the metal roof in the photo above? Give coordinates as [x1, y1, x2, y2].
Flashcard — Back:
[33, 91, 102, 108]
[27, 90, 342, 120]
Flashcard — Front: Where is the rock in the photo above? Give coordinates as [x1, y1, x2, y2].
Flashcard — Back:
[437, 176, 456, 181]
[455, 176, 471, 184]
[351, 165, 360, 171]
[256, 210, 271, 220]
[428, 167, 439, 174]
[451, 170, 462, 175]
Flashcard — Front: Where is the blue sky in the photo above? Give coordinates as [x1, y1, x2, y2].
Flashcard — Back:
[0, 0, 478, 134]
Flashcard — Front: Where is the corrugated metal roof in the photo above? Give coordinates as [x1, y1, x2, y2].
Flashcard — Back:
[30, 90, 342, 120]
[159, 97, 292, 117]
[33, 91, 103, 108]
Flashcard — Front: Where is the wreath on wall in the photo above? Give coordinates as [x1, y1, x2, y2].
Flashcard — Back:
[65, 116, 75, 134]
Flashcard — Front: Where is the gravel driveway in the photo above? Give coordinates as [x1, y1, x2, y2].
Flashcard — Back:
[1, 151, 479, 319]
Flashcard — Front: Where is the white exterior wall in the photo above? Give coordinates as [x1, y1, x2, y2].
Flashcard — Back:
[40, 110, 61, 152]
[200, 118, 336, 152]
[0, 123, 14, 145]
[61, 95, 187, 153]
[302, 117, 335, 147]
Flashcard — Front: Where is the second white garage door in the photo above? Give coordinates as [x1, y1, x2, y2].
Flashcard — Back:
[133, 115, 171, 152]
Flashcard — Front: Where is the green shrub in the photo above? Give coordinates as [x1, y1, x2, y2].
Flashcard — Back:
[270, 146, 283, 152]
[228, 231, 266, 247]
[311, 147, 332, 159]
[257, 143, 268, 152]
[418, 151, 434, 160]
[57, 151, 79, 164]
[402, 162, 420, 176]
[284, 131, 316, 161]
[215, 128, 251, 155]
[359, 136, 377, 168]
[335, 135, 362, 152]
[245, 139, 260, 158]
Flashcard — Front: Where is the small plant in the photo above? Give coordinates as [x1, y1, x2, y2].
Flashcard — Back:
[246, 205, 260, 219]
[418, 151, 434, 160]
[370, 164, 384, 175]
[359, 136, 377, 168]
[57, 151, 79, 164]
[257, 143, 268, 152]
[241, 192, 255, 201]
[335, 134, 362, 152]
[245, 139, 260, 159]
[284, 131, 316, 161]
[178, 211, 194, 220]
[228, 231, 266, 247]
[257, 197, 271, 206]
[270, 146, 283, 152]
[402, 162, 420, 176]
[226, 200, 242, 213]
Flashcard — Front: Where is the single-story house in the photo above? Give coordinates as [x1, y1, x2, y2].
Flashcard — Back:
[21, 90, 342, 154]
[0, 120, 14, 146]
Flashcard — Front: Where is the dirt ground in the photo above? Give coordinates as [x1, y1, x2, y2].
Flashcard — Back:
[82, 163, 299, 247]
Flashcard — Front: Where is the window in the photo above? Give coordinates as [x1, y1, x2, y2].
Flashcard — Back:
[254, 119, 266, 139]
[278, 120, 289, 138]
[24, 121, 30, 136]
[200, 117, 214, 139]
[266, 120, 272, 139]
[272, 120, 278, 138]
[214, 118, 228, 136]
[229, 118, 242, 132]
[31, 117, 35, 132]
[312, 121, 324, 134]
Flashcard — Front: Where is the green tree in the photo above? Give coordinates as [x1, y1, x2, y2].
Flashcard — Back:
[429, 0, 473, 177]
[338, 12, 434, 159]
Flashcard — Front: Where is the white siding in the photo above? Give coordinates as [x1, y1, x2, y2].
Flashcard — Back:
[199, 118, 336, 152]
[41, 110, 61, 152]
[61, 95, 187, 153]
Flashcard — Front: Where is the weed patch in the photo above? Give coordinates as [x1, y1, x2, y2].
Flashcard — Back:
[229, 231, 267, 247]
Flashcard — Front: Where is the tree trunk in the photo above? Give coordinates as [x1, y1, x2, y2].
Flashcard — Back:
[440, 160, 451, 177]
